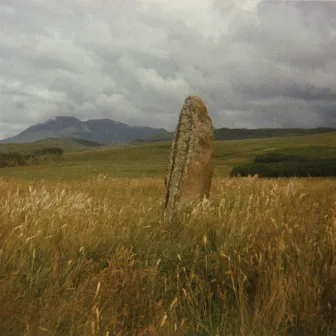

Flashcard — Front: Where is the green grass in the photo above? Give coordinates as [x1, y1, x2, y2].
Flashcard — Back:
[0, 137, 106, 154]
[0, 132, 336, 181]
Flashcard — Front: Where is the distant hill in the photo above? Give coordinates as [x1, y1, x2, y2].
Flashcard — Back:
[214, 127, 336, 140]
[133, 127, 336, 143]
[0, 137, 107, 154]
[0, 116, 168, 144]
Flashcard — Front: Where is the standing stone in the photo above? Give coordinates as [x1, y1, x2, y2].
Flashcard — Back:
[163, 95, 214, 222]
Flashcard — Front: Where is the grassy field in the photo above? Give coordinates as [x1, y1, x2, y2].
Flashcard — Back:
[0, 133, 336, 335]
[0, 137, 107, 154]
[0, 177, 335, 335]
[0, 132, 336, 180]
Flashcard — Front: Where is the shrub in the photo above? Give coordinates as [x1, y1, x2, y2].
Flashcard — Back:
[0, 147, 63, 169]
[0, 160, 9, 168]
[254, 152, 304, 163]
[231, 152, 336, 178]
[0, 152, 27, 167]
[33, 147, 64, 156]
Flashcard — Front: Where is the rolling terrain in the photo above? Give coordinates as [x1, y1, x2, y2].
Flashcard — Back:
[134, 127, 336, 143]
[1, 132, 336, 335]
[0, 136, 107, 154]
[0, 132, 335, 180]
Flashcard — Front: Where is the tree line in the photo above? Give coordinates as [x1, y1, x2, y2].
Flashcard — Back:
[231, 151, 336, 178]
[0, 147, 64, 168]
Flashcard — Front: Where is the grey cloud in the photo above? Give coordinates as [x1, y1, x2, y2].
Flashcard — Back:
[0, 0, 336, 139]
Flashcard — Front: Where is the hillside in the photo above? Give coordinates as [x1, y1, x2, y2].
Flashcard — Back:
[0, 116, 168, 144]
[1, 132, 336, 180]
[0, 137, 107, 154]
[134, 127, 336, 143]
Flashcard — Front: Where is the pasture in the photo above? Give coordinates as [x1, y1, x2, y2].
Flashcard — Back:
[0, 132, 336, 180]
[0, 133, 336, 335]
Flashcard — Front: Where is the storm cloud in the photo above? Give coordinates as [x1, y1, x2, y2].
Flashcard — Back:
[0, 0, 336, 139]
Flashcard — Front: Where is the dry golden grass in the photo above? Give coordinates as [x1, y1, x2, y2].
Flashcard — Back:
[0, 176, 336, 335]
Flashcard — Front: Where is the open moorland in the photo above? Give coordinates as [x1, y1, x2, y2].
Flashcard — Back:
[0, 132, 336, 180]
[1, 133, 336, 335]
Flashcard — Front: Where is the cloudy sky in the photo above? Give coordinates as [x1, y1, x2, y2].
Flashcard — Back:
[0, 0, 336, 139]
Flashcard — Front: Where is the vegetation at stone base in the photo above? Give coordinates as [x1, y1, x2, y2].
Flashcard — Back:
[0, 132, 336, 181]
[231, 146, 336, 178]
[0, 177, 335, 335]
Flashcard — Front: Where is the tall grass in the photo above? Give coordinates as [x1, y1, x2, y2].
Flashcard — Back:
[0, 176, 335, 335]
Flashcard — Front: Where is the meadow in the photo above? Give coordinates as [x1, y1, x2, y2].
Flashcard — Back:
[0, 132, 336, 180]
[0, 133, 336, 335]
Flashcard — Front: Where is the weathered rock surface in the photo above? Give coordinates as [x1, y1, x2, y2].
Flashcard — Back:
[163, 95, 214, 222]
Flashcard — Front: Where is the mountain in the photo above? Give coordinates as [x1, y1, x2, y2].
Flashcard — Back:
[0, 116, 168, 144]
[133, 127, 336, 143]
[3, 116, 335, 145]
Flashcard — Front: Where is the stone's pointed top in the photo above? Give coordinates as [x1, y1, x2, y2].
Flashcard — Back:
[183, 95, 209, 119]
[188, 95, 203, 101]
[186, 95, 205, 105]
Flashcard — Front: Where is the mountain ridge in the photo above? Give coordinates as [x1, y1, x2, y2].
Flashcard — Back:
[2, 116, 336, 144]
[0, 116, 168, 144]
